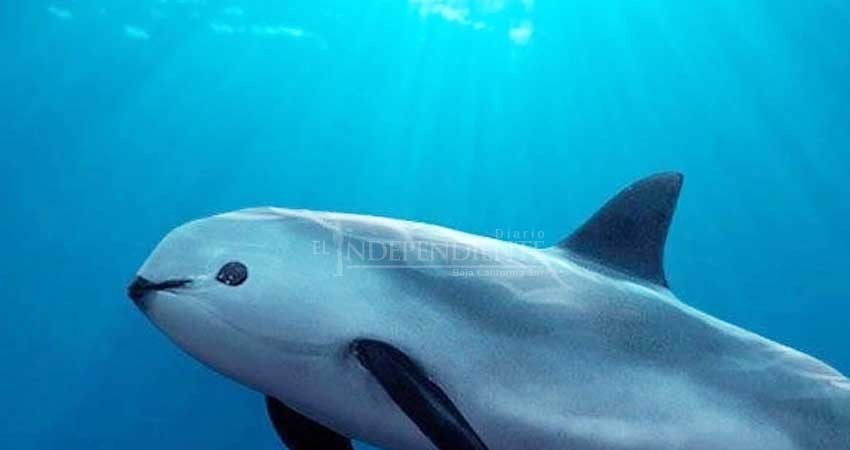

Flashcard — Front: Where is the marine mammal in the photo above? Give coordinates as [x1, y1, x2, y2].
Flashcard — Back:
[128, 173, 850, 450]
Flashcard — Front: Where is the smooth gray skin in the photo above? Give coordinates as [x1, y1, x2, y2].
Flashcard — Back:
[134, 208, 850, 450]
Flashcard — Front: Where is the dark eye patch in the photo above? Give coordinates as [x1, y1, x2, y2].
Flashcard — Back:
[216, 261, 248, 286]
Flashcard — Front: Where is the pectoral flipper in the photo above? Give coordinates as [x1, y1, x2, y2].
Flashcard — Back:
[352, 339, 490, 450]
[265, 396, 354, 450]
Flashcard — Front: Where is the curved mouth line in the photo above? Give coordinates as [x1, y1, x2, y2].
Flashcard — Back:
[132, 280, 333, 359]
[128, 277, 192, 301]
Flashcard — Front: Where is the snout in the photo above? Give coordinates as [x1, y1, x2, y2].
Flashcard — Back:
[127, 276, 191, 302]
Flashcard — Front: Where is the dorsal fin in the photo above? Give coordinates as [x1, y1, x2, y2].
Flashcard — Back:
[557, 172, 683, 287]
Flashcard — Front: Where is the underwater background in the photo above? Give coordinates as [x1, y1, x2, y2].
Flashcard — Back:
[1, 1, 849, 449]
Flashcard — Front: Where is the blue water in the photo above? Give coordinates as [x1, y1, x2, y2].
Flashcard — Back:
[1, 1, 849, 449]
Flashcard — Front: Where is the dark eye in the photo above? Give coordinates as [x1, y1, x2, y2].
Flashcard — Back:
[216, 261, 248, 286]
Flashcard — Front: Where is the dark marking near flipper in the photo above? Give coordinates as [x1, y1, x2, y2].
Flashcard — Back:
[352, 339, 490, 450]
[265, 396, 354, 450]
[558, 172, 683, 287]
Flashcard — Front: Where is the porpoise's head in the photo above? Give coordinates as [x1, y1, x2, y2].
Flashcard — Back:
[127, 208, 363, 401]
